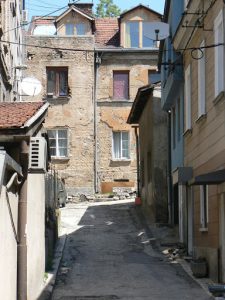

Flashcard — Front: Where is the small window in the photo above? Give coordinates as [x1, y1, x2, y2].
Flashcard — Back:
[214, 10, 224, 97]
[125, 22, 139, 48]
[47, 67, 68, 97]
[112, 131, 130, 159]
[185, 65, 191, 131]
[143, 22, 155, 48]
[65, 23, 74, 35]
[48, 129, 68, 158]
[113, 71, 129, 100]
[198, 40, 206, 117]
[75, 23, 86, 35]
[172, 106, 176, 149]
[148, 70, 161, 84]
[200, 185, 208, 229]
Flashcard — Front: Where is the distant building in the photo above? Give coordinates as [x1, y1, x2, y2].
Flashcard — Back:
[25, 3, 161, 195]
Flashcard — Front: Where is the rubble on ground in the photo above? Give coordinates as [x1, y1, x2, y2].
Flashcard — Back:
[66, 190, 136, 203]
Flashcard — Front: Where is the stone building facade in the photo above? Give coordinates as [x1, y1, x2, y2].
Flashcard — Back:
[25, 3, 161, 195]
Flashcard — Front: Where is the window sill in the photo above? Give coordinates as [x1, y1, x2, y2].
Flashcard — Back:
[199, 227, 208, 232]
[213, 91, 225, 105]
[111, 159, 131, 162]
[44, 96, 70, 103]
[51, 157, 70, 161]
[195, 113, 207, 124]
[183, 128, 192, 137]
[111, 98, 131, 102]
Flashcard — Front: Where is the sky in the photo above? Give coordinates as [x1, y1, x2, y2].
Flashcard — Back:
[26, 0, 165, 19]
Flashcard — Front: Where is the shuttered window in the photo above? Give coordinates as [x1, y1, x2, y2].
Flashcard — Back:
[47, 67, 68, 97]
[113, 71, 129, 100]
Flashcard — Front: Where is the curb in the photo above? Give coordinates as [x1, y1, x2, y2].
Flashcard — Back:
[39, 234, 67, 299]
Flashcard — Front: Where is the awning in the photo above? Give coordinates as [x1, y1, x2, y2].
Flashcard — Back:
[190, 169, 225, 185]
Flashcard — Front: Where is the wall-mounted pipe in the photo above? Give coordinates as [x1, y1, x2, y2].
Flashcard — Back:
[17, 139, 29, 300]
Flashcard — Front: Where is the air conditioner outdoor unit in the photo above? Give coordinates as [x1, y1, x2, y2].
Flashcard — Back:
[21, 10, 28, 24]
[29, 137, 47, 171]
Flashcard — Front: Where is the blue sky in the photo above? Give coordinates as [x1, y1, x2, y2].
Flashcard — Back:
[26, 0, 165, 18]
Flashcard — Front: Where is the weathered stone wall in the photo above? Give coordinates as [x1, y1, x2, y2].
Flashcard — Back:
[96, 51, 159, 192]
[25, 36, 95, 195]
[139, 87, 168, 223]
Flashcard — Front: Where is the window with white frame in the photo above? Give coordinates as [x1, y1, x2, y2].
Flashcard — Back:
[112, 131, 130, 159]
[214, 10, 224, 98]
[200, 185, 208, 229]
[198, 40, 206, 117]
[185, 65, 191, 131]
[48, 129, 68, 158]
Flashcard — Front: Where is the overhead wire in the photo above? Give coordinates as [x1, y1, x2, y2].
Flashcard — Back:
[2, 1, 82, 35]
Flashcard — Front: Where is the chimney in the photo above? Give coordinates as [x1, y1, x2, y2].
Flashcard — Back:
[68, 3, 94, 15]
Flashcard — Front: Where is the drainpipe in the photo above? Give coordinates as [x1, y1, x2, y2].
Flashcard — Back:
[17, 139, 29, 300]
[94, 51, 102, 193]
[134, 126, 140, 198]
[167, 111, 173, 224]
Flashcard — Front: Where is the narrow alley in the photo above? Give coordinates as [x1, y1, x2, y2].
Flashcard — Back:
[51, 200, 211, 300]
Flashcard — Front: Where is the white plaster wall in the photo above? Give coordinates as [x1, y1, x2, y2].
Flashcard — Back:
[0, 186, 18, 300]
[27, 173, 45, 300]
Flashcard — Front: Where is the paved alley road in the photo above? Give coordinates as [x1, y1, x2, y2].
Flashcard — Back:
[52, 200, 211, 300]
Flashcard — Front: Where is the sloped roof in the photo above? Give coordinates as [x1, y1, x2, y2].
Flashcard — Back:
[0, 102, 45, 129]
[119, 4, 162, 19]
[95, 18, 119, 47]
[55, 5, 94, 23]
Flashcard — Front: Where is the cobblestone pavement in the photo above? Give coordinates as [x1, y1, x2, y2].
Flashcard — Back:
[51, 200, 212, 300]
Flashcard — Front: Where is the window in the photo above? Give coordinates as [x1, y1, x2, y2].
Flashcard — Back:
[148, 70, 161, 84]
[112, 131, 130, 159]
[172, 106, 176, 149]
[113, 71, 129, 100]
[126, 22, 139, 47]
[214, 10, 224, 97]
[143, 22, 155, 48]
[185, 65, 191, 131]
[65, 23, 86, 35]
[75, 23, 86, 35]
[48, 129, 68, 158]
[125, 21, 157, 48]
[200, 185, 208, 229]
[177, 98, 181, 141]
[198, 40, 206, 117]
[66, 23, 74, 35]
[47, 67, 68, 97]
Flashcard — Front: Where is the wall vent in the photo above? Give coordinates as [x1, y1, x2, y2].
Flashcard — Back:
[29, 137, 47, 171]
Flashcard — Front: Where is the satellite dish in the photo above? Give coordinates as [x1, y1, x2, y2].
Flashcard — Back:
[144, 22, 169, 41]
[21, 77, 42, 96]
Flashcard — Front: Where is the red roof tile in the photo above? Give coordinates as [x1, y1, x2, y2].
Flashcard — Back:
[0, 102, 44, 129]
[95, 18, 119, 47]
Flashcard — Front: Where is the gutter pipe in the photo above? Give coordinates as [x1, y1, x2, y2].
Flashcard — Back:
[17, 139, 29, 300]
[93, 51, 101, 193]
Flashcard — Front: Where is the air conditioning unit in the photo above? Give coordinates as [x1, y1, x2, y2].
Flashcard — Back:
[21, 10, 28, 25]
[29, 137, 47, 171]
